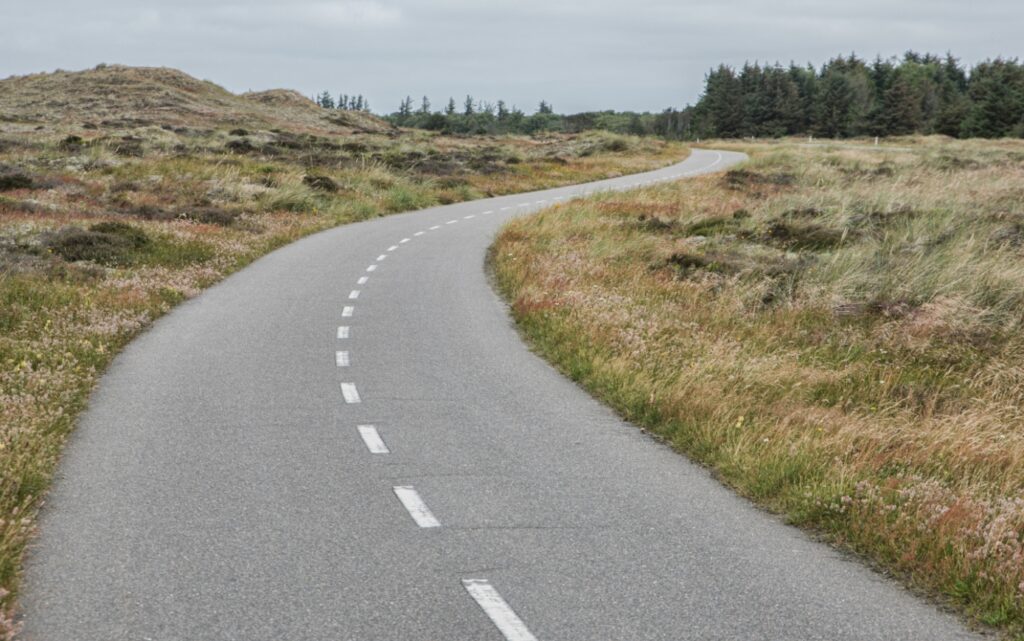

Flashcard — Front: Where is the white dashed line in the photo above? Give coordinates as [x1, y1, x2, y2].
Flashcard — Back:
[430, 225, 441, 230]
[393, 486, 440, 528]
[367, 264, 378, 272]
[335, 351, 350, 367]
[414, 231, 425, 236]
[482, 210, 494, 214]
[535, 200, 546, 205]
[462, 580, 538, 641]
[342, 306, 354, 318]
[501, 206, 512, 211]
[337, 326, 350, 339]
[340, 383, 361, 403]
[357, 276, 369, 285]
[349, 290, 360, 300]
[400, 238, 410, 244]
[357, 425, 389, 454]
[446, 219, 458, 224]
[517, 203, 529, 208]
[464, 214, 475, 219]
[377, 254, 387, 261]
[388, 245, 399, 251]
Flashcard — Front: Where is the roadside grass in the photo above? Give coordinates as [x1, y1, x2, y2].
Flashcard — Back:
[0, 119, 687, 636]
[491, 136, 1024, 638]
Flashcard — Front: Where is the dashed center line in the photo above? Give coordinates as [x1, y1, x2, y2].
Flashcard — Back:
[501, 206, 512, 211]
[342, 306, 354, 318]
[335, 351, 350, 367]
[357, 276, 369, 285]
[400, 238, 410, 244]
[462, 580, 538, 641]
[464, 214, 476, 219]
[388, 245, 399, 251]
[367, 264, 378, 272]
[357, 425, 389, 454]
[414, 231, 425, 236]
[349, 290, 360, 300]
[430, 225, 441, 230]
[377, 254, 387, 261]
[482, 210, 494, 214]
[340, 383, 361, 403]
[393, 486, 441, 528]
[337, 326, 350, 339]
[446, 219, 458, 224]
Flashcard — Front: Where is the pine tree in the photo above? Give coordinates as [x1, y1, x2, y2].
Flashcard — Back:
[463, 95, 475, 116]
[445, 98, 456, 115]
[419, 96, 431, 114]
[537, 100, 553, 115]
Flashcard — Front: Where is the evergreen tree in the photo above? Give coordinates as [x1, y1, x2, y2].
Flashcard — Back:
[464, 95, 475, 116]
[445, 98, 456, 115]
[419, 96, 431, 114]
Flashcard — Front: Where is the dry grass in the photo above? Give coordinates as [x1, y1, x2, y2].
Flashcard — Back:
[0, 65, 688, 637]
[492, 136, 1024, 637]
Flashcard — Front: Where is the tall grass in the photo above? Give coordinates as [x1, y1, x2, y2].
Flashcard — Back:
[492, 137, 1024, 636]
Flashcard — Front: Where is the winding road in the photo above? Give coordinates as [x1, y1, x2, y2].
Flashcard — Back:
[21, 149, 980, 640]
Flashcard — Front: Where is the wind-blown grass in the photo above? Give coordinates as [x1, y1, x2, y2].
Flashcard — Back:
[492, 136, 1024, 637]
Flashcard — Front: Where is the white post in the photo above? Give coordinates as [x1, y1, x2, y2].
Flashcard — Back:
[874, 136, 879, 146]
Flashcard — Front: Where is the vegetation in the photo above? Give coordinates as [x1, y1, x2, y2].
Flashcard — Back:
[0, 64, 688, 637]
[493, 137, 1024, 637]
[688, 53, 1024, 140]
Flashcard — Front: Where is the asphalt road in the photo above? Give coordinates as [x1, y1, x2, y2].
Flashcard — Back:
[20, 149, 982, 640]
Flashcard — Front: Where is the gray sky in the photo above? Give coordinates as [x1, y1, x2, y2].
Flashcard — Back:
[1, 0, 1021, 114]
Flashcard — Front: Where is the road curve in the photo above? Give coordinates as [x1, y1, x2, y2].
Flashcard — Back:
[21, 149, 980, 640]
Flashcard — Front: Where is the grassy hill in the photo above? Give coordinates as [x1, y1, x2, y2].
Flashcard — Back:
[0, 64, 390, 133]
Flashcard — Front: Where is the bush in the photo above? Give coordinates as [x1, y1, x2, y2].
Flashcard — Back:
[45, 226, 139, 265]
[0, 173, 33, 191]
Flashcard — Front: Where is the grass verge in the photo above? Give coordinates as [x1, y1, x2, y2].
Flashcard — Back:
[491, 136, 1024, 638]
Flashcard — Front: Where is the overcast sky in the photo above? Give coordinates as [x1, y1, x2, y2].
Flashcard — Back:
[1, 1, 1021, 114]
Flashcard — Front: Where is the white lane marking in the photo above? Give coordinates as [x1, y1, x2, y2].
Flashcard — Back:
[400, 238, 411, 244]
[393, 486, 441, 528]
[367, 264, 378, 272]
[377, 254, 387, 261]
[341, 383, 361, 403]
[430, 225, 441, 230]
[464, 214, 476, 219]
[462, 580, 538, 641]
[358, 425, 389, 454]
[535, 200, 546, 205]
[414, 231, 425, 236]
[349, 290, 360, 300]
[446, 219, 458, 224]
[482, 210, 494, 214]
[336, 351, 350, 367]
[337, 326, 350, 339]
[553, 196, 563, 200]
[342, 306, 354, 318]
[501, 206, 512, 211]
[517, 203, 529, 208]
[388, 245, 399, 251]
[357, 276, 369, 285]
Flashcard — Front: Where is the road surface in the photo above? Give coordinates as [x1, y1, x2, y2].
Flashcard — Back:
[21, 149, 981, 640]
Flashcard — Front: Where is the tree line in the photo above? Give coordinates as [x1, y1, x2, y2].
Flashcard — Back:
[687, 52, 1024, 139]
[314, 52, 1024, 140]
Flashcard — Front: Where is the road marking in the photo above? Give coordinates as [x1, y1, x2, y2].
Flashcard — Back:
[367, 264, 378, 272]
[337, 326, 350, 339]
[464, 214, 476, 219]
[349, 290, 360, 300]
[430, 225, 441, 230]
[414, 231, 425, 236]
[357, 276, 369, 285]
[342, 306, 354, 318]
[517, 203, 529, 207]
[400, 238, 410, 244]
[341, 383, 361, 403]
[377, 254, 387, 261]
[535, 200, 546, 205]
[501, 206, 512, 211]
[446, 219, 458, 224]
[388, 245, 399, 251]
[357, 425, 389, 454]
[335, 351, 350, 367]
[482, 210, 494, 214]
[393, 486, 440, 528]
[462, 580, 538, 641]
[553, 196, 563, 200]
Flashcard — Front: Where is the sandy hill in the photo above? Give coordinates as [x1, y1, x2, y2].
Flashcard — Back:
[0, 64, 391, 134]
